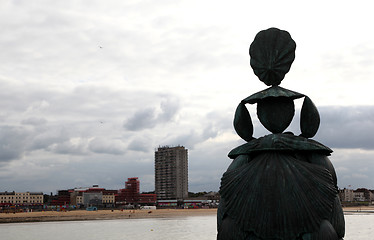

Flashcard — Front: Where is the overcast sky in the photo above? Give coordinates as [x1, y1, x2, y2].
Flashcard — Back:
[0, 0, 373, 194]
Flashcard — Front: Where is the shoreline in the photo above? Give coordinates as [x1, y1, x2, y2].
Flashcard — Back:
[1, 206, 373, 224]
[0, 208, 218, 224]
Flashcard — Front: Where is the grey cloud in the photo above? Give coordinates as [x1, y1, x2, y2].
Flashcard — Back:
[202, 111, 233, 139]
[188, 141, 237, 192]
[320, 43, 374, 87]
[48, 139, 88, 155]
[128, 138, 151, 153]
[123, 107, 157, 131]
[89, 138, 126, 155]
[28, 126, 69, 151]
[163, 110, 235, 149]
[0, 77, 160, 118]
[329, 149, 374, 189]
[316, 106, 374, 149]
[202, 123, 219, 140]
[0, 126, 30, 162]
[156, 26, 240, 73]
[164, 130, 201, 150]
[0, 81, 181, 162]
[351, 173, 369, 179]
[21, 117, 47, 126]
[21, 86, 154, 121]
[157, 97, 180, 122]
[123, 96, 180, 131]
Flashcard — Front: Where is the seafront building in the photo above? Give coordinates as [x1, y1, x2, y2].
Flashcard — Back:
[116, 177, 157, 205]
[0, 191, 43, 205]
[68, 185, 117, 207]
[155, 145, 188, 200]
[339, 188, 374, 203]
[339, 188, 354, 202]
[51, 178, 156, 208]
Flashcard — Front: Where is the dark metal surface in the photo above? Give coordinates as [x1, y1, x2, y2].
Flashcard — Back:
[218, 28, 345, 240]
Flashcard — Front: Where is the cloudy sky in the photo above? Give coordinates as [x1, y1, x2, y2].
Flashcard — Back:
[0, 0, 373, 194]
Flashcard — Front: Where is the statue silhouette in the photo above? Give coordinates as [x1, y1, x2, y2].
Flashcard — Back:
[217, 28, 345, 240]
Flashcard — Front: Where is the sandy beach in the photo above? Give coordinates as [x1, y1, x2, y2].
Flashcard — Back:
[342, 206, 374, 213]
[1, 206, 373, 224]
[0, 208, 218, 224]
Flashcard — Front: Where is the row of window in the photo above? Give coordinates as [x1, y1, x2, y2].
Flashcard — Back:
[0, 196, 42, 200]
[0, 200, 41, 203]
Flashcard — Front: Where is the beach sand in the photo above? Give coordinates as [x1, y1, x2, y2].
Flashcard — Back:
[1, 206, 373, 224]
[0, 208, 218, 224]
[342, 206, 374, 213]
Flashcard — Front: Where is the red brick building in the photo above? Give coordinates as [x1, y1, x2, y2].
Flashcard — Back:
[51, 190, 71, 206]
[116, 177, 156, 205]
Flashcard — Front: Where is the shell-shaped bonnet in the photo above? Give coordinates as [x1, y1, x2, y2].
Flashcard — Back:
[249, 28, 296, 86]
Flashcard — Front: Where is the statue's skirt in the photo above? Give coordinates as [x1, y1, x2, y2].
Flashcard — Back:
[219, 151, 337, 239]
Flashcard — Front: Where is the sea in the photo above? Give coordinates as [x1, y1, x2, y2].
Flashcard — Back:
[0, 214, 373, 240]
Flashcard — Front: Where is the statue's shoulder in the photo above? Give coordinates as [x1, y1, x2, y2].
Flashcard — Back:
[228, 133, 332, 159]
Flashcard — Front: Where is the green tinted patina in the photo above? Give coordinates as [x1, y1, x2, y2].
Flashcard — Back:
[217, 28, 345, 240]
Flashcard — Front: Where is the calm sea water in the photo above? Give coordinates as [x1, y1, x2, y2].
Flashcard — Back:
[0, 214, 372, 240]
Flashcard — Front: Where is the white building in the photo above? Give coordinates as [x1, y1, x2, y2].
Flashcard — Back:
[339, 188, 354, 202]
[353, 191, 365, 202]
[0, 191, 43, 204]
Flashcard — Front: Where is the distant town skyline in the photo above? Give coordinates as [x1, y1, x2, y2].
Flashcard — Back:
[0, 1, 374, 194]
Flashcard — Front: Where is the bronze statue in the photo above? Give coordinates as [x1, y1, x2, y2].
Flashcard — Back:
[217, 28, 345, 240]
